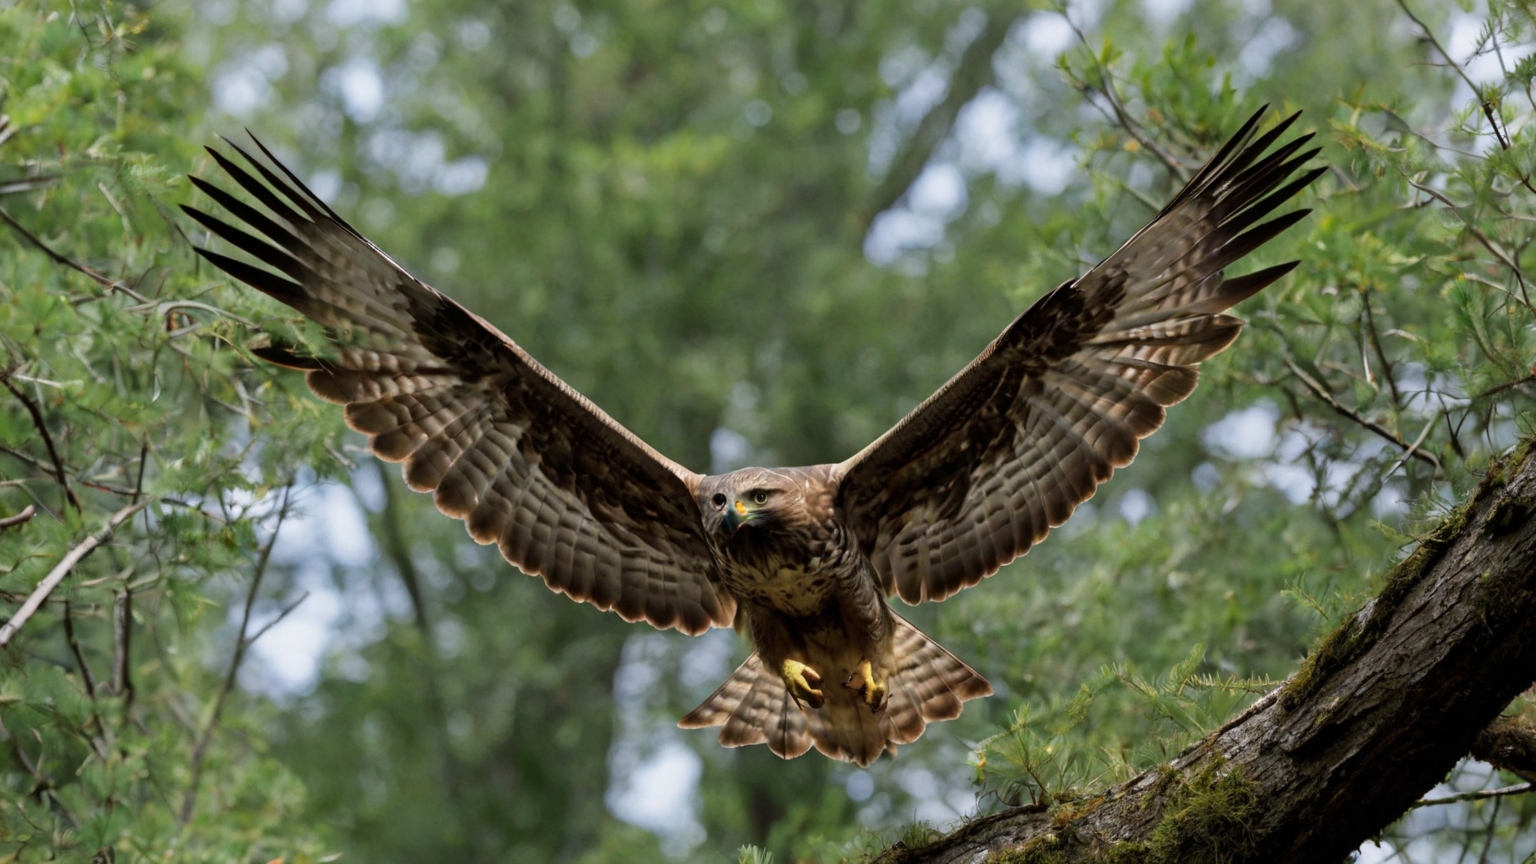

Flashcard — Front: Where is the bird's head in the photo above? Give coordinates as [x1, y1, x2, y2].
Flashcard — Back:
[699, 469, 801, 542]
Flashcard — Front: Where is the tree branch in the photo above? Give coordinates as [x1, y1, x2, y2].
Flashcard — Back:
[0, 500, 149, 648]
[1063, 13, 1189, 181]
[61, 599, 112, 760]
[1, 375, 81, 512]
[176, 484, 292, 834]
[111, 587, 133, 712]
[1472, 715, 1536, 783]
[1414, 783, 1533, 808]
[876, 438, 1536, 863]
[862, 14, 1010, 229]
[0, 504, 36, 530]
[367, 461, 465, 808]
[0, 204, 149, 301]
[1285, 357, 1443, 473]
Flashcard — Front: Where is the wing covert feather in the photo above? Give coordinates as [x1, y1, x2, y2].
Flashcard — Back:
[835, 107, 1319, 604]
[185, 138, 735, 635]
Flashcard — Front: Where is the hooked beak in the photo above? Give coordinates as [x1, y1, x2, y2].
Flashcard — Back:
[723, 499, 753, 534]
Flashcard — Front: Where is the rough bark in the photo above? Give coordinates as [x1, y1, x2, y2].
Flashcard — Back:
[876, 441, 1536, 864]
[1473, 715, 1536, 783]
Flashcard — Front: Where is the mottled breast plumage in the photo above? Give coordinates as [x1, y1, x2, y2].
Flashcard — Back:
[696, 464, 855, 617]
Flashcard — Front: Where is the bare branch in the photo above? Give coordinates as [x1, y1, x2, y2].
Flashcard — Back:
[1414, 783, 1533, 808]
[241, 590, 309, 646]
[1361, 294, 1402, 407]
[1, 376, 81, 512]
[111, 587, 133, 712]
[61, 600, 112, 760]
[61, 600, 98, 700]
[368, 461, 465, 806]
[1381, 413, 1439, 481]
[0, 505, 36, 530]
[1285, 358, 1442, 473]
[0, 500, 149, 648]
[375, 461, 432, 638]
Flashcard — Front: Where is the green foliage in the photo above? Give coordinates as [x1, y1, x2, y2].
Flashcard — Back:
[6, 0, 1536, 861]
[738, 843, 775, 864]
[0, 3, 341, 860]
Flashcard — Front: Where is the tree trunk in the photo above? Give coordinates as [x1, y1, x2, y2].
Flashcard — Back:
[876, 440, 1536, 864]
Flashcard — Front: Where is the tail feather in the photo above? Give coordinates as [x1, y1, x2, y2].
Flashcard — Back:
[678, 614, 990, 766]
[806, 689, 888, 767]
[882, 613, 991, 745]
[679, 653, 812, 758]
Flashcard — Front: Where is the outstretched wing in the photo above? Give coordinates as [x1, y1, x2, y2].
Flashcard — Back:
[835, 107, 1320, 605]
[183, 138, 736, 635]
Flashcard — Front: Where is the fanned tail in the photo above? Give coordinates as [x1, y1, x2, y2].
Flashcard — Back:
[678, 653, 813, 759]
[878, 613, 992, 748]
[678, 615, 990, 767]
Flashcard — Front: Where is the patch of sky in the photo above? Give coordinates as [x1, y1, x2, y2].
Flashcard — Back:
[327, 0, 406, 27]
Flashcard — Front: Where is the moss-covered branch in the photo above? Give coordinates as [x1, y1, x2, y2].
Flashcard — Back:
[877, 440, 1536, 864]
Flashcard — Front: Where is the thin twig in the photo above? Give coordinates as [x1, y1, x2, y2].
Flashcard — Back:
[1382, 415, 1439, 482]
[62, 599, 112, 760]
[241, 590, 310, 646]
[0, 205, 149, 302]
[1414, 783, 1533, 807]
[0, 176, 59, 197]
[120, 299, 256, 329]
[1461, 222, 1534, 313]
[2, 377, 81, 512]
[0, 442, 202, 519]
[1396, 0, 1511, 149]
[1408, 175, 1533, 314]
[1285, 359, 1443, 473]
[176, 484, 293, 833]
[1470, 371, 1536, 404]
[0, 500, 149, 648]
[1361, 294, 1402, 407]
[1063, 13, 1188, 180]
[112, 587, 133, 711]
[376, 462, 432, 638]
[131, 438, 147, 506]
[61, 600, 98, 700]
[0, 505, 36, 530]
[0, 712, 79, 828]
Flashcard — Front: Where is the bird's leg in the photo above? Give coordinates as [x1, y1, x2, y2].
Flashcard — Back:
[781, 658, 825, 709]
[843, 659, 888, 713]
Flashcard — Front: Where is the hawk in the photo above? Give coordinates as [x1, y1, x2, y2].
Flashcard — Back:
[183, 108, 1319, 767]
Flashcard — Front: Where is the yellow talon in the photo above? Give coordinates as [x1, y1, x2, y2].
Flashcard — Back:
[781, 659, 825, 709]
[844, 659, 888, 713]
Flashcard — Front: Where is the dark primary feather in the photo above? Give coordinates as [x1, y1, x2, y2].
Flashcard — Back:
[183, 137, 737, 635]
[834, 107, 1320, 605]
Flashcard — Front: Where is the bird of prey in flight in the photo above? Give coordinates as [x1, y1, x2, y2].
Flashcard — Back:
[183, 107, 1318, 766]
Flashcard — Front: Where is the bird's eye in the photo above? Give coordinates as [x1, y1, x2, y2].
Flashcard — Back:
[711, 493, 727, 508]
[753, 491, 769, 505]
